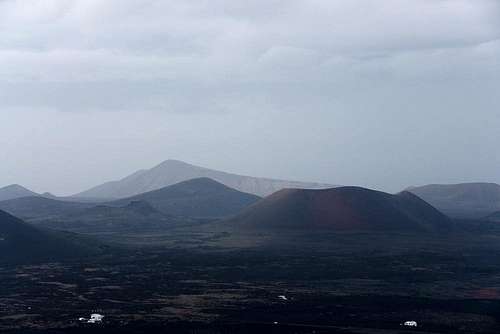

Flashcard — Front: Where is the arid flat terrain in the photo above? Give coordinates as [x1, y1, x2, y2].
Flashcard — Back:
[2, 230, 500, 333]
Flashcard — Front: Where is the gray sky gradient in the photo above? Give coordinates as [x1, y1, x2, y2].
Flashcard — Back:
[1, 0, 499, 195]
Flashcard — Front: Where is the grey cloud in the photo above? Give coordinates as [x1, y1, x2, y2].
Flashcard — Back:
[0, 0, 499, 194]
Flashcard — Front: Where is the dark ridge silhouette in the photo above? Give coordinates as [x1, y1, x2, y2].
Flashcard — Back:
[39, 200, 196, 233]
[110, 177, 261, 218]
[71, 200, 163, 219]
[408, 183, 500, 219]
[0, 184, 38, 201]
[224, 186, 453, 233]
[0, 209, 101, 263]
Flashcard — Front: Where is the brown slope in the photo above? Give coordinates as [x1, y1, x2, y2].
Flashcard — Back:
[224, 186, 453, 233]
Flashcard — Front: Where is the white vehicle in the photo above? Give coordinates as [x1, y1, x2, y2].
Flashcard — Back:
[88, 313, 104, 323]
[403, 320, 418, 327]
[78, 312, 104, 324]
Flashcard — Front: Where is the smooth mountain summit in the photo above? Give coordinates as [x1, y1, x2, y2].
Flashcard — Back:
[0, 184, 38, 201]
[224, 186, 453, 233]
[110, 177, 261, 218]
[74, 159, 333, 199]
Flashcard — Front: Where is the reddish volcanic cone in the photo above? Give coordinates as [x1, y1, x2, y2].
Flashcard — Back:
[225, 186, 453, 233]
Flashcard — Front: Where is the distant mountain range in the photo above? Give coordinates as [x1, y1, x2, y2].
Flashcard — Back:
[223, 186, 453, 233]
[0, 184, 108, 203]
[0, 184, 38, 201]
[3, 166, 500, 230]
[0, 209, 101, 263]
[407, 183, 500, 219]
[0, 178, 260, 233]
[1, 177, 259, 218]
[73, 159, 333, 199]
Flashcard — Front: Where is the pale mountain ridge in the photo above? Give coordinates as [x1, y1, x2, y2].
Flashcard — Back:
[74, 159, 334, 199]
[0, 184, 38, 201]
[0, 184, 109, 204]
[407, 182, 500, 219]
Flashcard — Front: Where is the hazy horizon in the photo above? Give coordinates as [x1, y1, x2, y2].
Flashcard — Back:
[2, 0, 499, 195]
[2, 156, 500, 197]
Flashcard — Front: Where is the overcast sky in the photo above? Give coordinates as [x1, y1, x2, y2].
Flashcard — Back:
[1, 0, 499, 195]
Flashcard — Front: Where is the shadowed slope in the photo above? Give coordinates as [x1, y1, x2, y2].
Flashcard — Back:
[38, 201, 196, 233]
[110, 177, 261, 218]
[0, 196, 93, 221]
[0, 210, 100, 263]
[225, 186, 453, 233]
